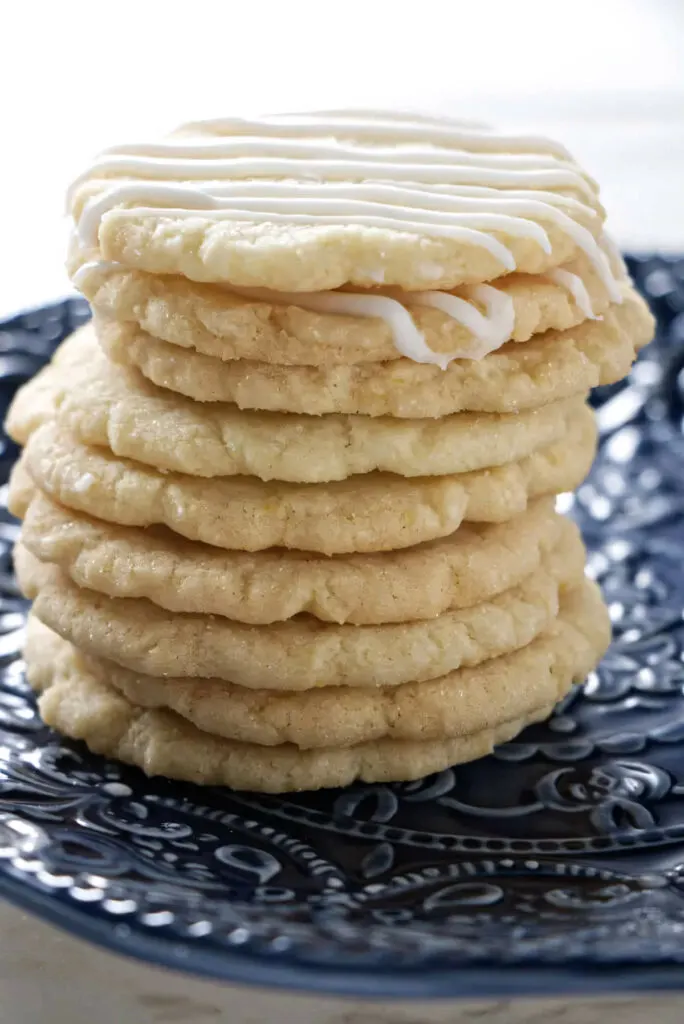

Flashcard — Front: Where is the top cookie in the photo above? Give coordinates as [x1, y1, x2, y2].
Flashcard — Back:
[67, 110, 620, 295]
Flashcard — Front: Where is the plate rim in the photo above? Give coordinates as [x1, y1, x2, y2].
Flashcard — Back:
[4, 873, 684, 1000]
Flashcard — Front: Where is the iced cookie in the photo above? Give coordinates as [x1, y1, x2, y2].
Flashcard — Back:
[98, 291, 652, 417]
[67, 111, 616, 296]
[74, 253, 618, 366]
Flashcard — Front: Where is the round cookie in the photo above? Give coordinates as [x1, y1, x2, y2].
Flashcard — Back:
[6, 327, 586, 482]
[73, 193, 602, 295]
[16, 537, 583, 690]
[67, 111, 609, 294]
[26, 582, 609, 750]
[25, 581, 609, 791]
[75, 255, 616, 366]
[17, 489, 574, 624]
[36, 665, 548, 792]
[21, 413, 597, 554]
[98, 291, 653, 416]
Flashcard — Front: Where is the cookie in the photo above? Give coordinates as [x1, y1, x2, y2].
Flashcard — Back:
[15, 534, 583, 689]
[35, 666, 547, 792]
[74, 254, 616, 366]
[7, 326, 585, 482]
[7, 460, 35, 521]
[99, 291, 653, 416]
[67, 110, 614, 296]
[17, 489, 574, 624]
[26, 581, 608, 750]
[21, 413, 596, 554]
[26, 582, 607, 791]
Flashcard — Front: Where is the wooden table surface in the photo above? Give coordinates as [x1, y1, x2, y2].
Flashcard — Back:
[2, 899, 684, 1024]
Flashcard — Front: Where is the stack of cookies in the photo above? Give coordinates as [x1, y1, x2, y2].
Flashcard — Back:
[6, 111, 654, 792]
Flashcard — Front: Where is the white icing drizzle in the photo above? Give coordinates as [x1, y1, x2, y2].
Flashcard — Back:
[69, 109, 622, 300]
[600, 230, 628, 279]
[545, 268, 599, 320]
[227, 283, 515, 369]
[72, 147, 596, 199]
[228, 285, 437, 365]
[407, 285, 516, 363]
[71, 259, 123, 291]
[176, 112, 575, 160]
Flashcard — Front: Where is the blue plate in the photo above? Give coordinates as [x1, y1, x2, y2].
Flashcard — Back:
[1, 257, 684, 1000]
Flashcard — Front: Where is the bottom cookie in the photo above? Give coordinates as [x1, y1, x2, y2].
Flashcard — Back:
[25, 584, 610, 792]
[29, 639, 550, 792]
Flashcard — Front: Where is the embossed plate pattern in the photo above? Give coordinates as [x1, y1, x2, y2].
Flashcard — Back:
[1, 257, 684, 999]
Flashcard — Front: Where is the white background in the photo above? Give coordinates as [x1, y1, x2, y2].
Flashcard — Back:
[1, 0, 683, 316]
